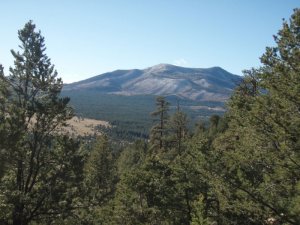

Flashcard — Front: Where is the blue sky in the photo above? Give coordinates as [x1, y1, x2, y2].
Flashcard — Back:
[0, 1, 299, 83]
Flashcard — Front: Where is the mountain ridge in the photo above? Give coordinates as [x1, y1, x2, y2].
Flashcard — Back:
[63, 64, 241, 102]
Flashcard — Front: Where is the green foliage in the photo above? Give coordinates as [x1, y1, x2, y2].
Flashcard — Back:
[150, 96, 170, 150]
[0, 21, 85, 225]
[0, 64, 9, 179]
[210, 9, 300, 225]
[84, 135, 118, 203]
[191, 195, 213, 225]
[167, 107, 189, 155]
[112, 99, 209, 225]
[76, 135, 118, 225]
[117, 140, 148, 175]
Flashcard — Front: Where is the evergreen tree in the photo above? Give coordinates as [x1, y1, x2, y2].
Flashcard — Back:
[0, 64, 9, 179]
[84, 135, 117, 204]
[211, 9, 300, 225]
[168, 104, 188, 155]
[208, 114, 220, 136]
[0, 21, 84, 225]
[150, 96, 170, 151]
[117, 140, 148, 175]
[80, 135, 118, 224]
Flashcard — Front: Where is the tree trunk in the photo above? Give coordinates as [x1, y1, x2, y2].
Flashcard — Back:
[13, 203, 25, 225]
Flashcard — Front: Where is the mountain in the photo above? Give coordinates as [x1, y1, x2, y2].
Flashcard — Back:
[63, 64, 241, 102]
[62, 64, 242, 140]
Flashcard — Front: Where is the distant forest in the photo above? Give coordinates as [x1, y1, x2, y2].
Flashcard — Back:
[61, 91, 225, 142]
[0, 8, 299, 225]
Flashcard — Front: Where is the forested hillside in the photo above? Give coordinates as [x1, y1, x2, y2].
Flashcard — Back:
[0, 8, 299, 225]
[60, 92, 226, 141]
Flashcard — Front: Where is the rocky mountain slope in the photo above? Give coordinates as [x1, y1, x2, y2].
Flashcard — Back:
[63, 64, 241, 102]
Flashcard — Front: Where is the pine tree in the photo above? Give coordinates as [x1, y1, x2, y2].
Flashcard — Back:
[0, 21, 84, 225]
[150, 96, 170, 151]
[0, 64, 9, 179]
[168, 103, 188, 155]
[211, 9, 300, 225]
[84, 135, 117, 204]
[117, 140, 148, 175]
[80, 135, 118, 224]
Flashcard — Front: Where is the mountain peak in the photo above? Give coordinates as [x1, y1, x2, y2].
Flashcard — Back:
[146, 63, 178, 72]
